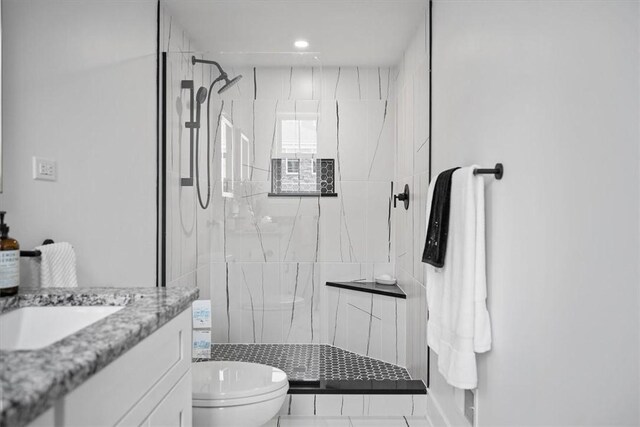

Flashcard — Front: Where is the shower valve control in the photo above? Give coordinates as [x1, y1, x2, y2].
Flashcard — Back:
[33, 157, 57, 181]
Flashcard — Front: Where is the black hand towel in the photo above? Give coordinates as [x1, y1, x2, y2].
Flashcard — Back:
[422, 167, 460, 267]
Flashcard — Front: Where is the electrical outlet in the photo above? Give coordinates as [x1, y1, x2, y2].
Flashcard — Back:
[464, 389, 475, 425]
[33, 157, 57, 181]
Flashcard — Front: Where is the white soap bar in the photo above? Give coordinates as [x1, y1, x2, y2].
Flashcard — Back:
[192, 330, 211, 358]
[375, 274, 397, 285]
[192, 300, 212, 329]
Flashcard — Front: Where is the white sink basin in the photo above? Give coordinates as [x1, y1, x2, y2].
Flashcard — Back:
[0, 306, 123, 350]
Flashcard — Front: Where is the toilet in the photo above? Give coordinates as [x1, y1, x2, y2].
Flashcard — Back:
[192, 361, 289, 427]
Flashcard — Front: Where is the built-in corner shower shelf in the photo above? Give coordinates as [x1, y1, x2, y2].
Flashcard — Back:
[325, 281, 406, 299]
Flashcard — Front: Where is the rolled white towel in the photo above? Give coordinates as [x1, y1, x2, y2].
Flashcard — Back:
[35, 242, 78, 288]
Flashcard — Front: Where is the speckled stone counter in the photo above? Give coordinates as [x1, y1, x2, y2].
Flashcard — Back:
[0, 286, 198, 427]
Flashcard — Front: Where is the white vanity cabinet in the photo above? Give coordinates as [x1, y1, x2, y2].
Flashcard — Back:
[29, 309, 192, 427]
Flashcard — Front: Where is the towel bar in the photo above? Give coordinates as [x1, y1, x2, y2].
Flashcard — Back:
[19, 239, 54, 258]
[474, 163, 503, 180]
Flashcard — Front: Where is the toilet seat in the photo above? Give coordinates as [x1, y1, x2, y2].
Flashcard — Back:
[192, 361, 289, 408]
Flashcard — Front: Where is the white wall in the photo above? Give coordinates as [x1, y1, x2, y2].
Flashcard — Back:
[0, 0, 158, 287]
[430, 0, 640, 425]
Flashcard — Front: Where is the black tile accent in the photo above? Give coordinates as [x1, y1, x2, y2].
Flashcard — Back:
[289, 380, 426, 395]
[271, 158, 336, 196]
[326, 281, 406, 299]
[268, 192, 338, 197]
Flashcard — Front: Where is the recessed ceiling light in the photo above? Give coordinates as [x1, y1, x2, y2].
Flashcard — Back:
[294, 40, 309, 49]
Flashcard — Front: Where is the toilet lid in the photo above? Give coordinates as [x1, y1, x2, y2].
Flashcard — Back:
[192, 361, 289, 401]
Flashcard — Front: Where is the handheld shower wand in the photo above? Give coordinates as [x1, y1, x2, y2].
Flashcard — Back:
[189, 56, 243, 209]
[194, 86, 207, 128]
[193, 86, 211, 209]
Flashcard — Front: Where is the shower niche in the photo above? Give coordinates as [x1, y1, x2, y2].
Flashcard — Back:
[269, 158, 336, 197]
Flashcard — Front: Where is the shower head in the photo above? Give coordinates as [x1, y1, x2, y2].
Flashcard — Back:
[196, 86, 208, 104]
[218, 74, 243, 94]
[192, 55, 242, 95]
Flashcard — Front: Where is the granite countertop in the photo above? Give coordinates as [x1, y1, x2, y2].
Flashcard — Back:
[0, 286, 199, 427]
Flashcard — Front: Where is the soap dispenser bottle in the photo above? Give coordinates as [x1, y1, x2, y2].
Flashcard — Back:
[0, 211, 20, 297]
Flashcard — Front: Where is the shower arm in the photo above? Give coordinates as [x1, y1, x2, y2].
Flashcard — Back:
[192, 56, 226, 77]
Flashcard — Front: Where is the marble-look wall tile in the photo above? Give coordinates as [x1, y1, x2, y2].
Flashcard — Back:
[397, 78, 415, 179]
[319, 182, 368, 263]
[315, 394, 343, 416]
[322, 67, 395, 101]
[210, 262, 230, 344]
[395, 177, 415, 276]
[351, 417, 428, 427]
[280, 263, 321, 343]
[412, 173, 430, 284]
[278, 197, 322, 263]
[366, 100, 395, 182]
[340, 395, 368, 416]
[324, 285, 406, 366]
[209, 262, 322, 344]
[277, 394, 425, 417]
[334, 100, 368, 181]
[366, 182, 395, 263]
[366, 395, 426, 417]
[224, 182, 279, 262]
[233, 263, 282, 343]
[398, 276, 428, 382]
[413, 61, 430, 176]
[254, 67, 286, 100]
[288, 67, 315, 100]
[279, 395, 315, 416]
[195, 264, 210, 299]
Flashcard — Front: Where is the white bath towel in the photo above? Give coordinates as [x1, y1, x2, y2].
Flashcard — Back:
[35, 242, 78, 288]
[425, 166, 492, 389]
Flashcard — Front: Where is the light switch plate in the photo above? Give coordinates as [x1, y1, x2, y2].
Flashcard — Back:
[32, 157, 57, 181]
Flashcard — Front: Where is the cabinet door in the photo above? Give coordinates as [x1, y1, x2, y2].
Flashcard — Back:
[148, 371, 192, 427]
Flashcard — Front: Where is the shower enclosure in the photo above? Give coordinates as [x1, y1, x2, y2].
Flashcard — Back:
[158, 0, 428, 418]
